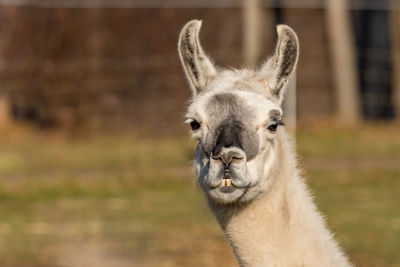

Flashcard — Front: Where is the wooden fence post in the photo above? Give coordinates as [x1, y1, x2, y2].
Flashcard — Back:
[284, 71, 297, 132]
[326, 0, 361, 124]
[391, 0, 400, 121]
[243, 0, 262, 67]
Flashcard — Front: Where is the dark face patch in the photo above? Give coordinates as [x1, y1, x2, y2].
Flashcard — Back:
[203, 93, 260, 160]
[212, 117, 243, 156]
[208, 93, 239, 114]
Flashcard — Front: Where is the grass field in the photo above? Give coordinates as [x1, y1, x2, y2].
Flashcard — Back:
[0, 124, 399, 267]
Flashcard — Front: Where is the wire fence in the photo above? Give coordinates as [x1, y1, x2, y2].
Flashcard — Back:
[0, 1, 398, 132]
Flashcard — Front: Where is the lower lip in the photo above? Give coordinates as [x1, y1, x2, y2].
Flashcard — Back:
[218, 186, 236, 193]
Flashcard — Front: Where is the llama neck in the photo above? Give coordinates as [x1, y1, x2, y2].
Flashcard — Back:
[210, 132, 351, 267]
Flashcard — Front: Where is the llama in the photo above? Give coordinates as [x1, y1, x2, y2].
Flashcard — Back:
[178, 20, 352, 266]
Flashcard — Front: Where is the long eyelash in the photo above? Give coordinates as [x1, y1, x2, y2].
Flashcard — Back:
[277, 121, 285, 126]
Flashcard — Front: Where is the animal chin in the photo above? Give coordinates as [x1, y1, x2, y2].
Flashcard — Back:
[207, 182, 247, 204]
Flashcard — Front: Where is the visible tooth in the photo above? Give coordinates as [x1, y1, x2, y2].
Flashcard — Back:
[220, 178, 232, 187]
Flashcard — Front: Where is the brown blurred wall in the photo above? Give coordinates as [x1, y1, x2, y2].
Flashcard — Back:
[0, 7, 332, 133]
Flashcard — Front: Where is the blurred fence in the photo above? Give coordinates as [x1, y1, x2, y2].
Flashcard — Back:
[0, 0, 398, 132]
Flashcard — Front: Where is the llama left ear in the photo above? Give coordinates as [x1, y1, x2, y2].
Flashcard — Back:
[178, 20, 217, 96]
[260, 25, 299, 104]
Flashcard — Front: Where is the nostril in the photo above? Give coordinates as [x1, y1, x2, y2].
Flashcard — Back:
[227, 154, 244, 164]
[211, 153, 221, 161]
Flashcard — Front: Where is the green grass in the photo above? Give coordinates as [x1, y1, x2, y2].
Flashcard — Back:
[0, 125, 399, 266]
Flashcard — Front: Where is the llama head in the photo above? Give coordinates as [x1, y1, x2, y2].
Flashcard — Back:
[179, 20, 299, 204]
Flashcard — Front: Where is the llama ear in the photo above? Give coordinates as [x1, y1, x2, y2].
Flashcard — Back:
[260, 25, 299, 104]
[178, 20, 216, 96]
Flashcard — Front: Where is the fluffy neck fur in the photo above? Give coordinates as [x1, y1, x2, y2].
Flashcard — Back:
[208, 130, 352, 267]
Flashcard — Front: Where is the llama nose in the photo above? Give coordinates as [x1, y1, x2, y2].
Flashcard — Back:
[212, 147, 245, 166]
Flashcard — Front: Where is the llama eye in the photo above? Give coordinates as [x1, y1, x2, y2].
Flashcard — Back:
[190, 120, 201, 131]
[267, 123, 278, 132]
[267, 121, 284, 132]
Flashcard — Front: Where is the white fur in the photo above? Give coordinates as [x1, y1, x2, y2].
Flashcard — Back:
[179, 20, 352, 267]
[219, 131, 352, 266]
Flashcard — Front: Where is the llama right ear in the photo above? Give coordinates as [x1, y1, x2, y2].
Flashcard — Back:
[260, 25, 299, 104]
[178, 20, 216, 96]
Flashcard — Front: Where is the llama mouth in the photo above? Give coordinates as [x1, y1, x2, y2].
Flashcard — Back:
[218, 178, 236, 193]
[209, 183, 248, 203]
[218, 185, 236, 194]
[208, 177, 251, 190]
[220, 178, 232, 187]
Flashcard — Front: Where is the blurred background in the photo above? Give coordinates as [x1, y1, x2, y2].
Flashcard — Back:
[0, 0, 398, 266]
